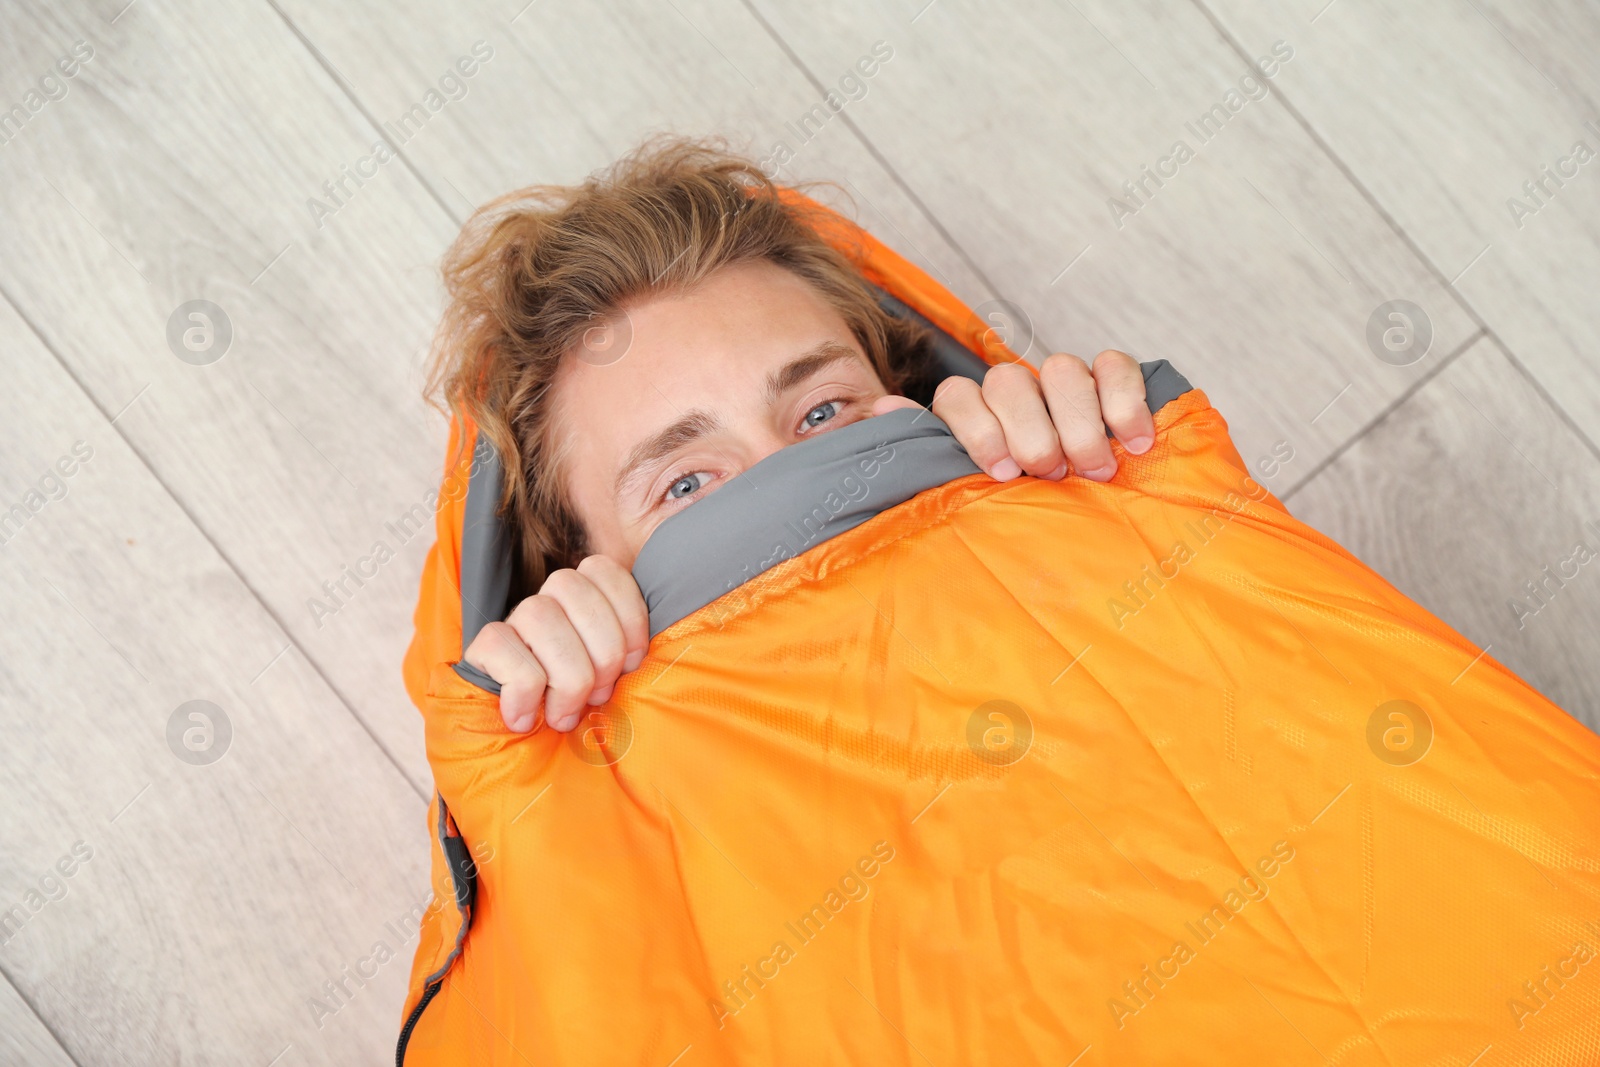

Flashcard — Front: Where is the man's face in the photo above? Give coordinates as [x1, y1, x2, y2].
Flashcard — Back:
[554, 259, 891, 568]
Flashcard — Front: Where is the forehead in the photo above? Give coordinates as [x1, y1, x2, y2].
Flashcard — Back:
[550, 259, 857, 449]
[627, 258, 845, 364]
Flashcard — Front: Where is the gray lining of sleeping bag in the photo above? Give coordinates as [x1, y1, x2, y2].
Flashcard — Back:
[632, 407, 983, 637]
[460, 433, 514, 649]
[1141, 359, 1192, 418]
[632, 358, 1193, 636]
[451, 434, 513, 695]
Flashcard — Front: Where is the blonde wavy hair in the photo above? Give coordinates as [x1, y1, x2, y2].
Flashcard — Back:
[425, 134, 933, 594]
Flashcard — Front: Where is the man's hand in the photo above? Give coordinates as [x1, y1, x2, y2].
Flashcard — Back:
[875, 349, 1155, 482]
[462, 555, 649, 734]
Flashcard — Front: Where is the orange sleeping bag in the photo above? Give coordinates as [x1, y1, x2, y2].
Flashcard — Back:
[398, 192, 1600, 1065]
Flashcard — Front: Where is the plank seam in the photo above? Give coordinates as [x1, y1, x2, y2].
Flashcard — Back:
[1280, 327, 1486, 502]
[0, 964, 85, 1067]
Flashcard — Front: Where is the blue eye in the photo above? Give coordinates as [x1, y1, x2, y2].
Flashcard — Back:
[667, 472, 707, 500]
[804, 401, 839, 428]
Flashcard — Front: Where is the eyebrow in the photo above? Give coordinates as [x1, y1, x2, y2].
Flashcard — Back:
[763, 340, 866, 406]
[613, 409, 721, 500]
[614, 341, 871, 502]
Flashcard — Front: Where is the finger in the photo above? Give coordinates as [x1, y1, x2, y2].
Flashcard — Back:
[871, 394, 923, 417]
[1038, 352, 1119, 481]
[981, 363, 1068, 480]
[462, 620, 548, 733]
[538, 568, 628, 709]
[504, 595, 595, 732]
[930, 376, 1019, 480]
[576, 555, 651, 674]
[1091, 350, 1154, 454]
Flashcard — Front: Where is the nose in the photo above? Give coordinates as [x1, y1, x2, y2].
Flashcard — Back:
[743, 426, 792, 469]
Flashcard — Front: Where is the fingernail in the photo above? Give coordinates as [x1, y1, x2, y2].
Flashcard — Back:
[587, 684, 613, 706]
[1084, 463, 1118, 481]
[1045, 460, 1069, 481]
[1125, 435, 1153, 455]
[511, 712, 534, 733]
[624, 649, 644, 672]
[990, 457, 1022, 481]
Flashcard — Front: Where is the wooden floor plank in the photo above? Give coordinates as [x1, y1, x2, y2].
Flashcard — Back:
[1201, 0, 1600, 451]
[0, 975, 73, 1067]
[0, 0, 465, 792]
[740, 0, 1480, 474]
[0, 300, 430, 1064]
[1287, 335, 1600, 730]
[269, 0, 993, 318]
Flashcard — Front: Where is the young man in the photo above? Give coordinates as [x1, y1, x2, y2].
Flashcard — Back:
[428, 137, 1152, 733]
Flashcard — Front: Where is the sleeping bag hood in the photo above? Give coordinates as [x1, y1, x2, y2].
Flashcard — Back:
[398, 188, 1600, 1065]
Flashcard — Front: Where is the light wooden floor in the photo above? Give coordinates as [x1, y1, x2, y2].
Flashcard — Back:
[2, 0, 1597, 1062]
